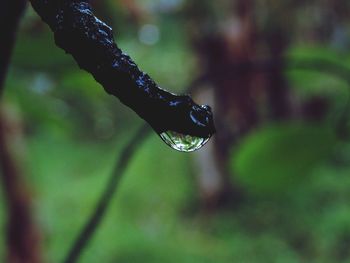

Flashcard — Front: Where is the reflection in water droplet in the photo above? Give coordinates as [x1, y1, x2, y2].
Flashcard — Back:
[159, 130, 211, 152]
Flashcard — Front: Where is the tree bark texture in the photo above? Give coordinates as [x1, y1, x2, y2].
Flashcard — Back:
[29, 0, 215, 138]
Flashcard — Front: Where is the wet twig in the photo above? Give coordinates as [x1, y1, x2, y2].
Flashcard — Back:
[29, 0, 215, 138]
[61, 71, 208, 263]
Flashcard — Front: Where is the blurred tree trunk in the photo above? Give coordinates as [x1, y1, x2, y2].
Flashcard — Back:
[119, 0, 149, 26]
[187, 0, 259, 208]
[186, 0, 293, 209]
[0, 104, 43, 263]
[263, 1, 293, 120]
[0, 0, 26, 95]
[0, 1, 42, 261]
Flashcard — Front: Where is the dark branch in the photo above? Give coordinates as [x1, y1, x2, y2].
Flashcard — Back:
[0, 1, 43, 262]
[0, 0, 27, 95]
[0, 106, 43, 263]
[29, 0, 215, 138]
[61, 72, 208, 263]
[62, 124, 151, 263]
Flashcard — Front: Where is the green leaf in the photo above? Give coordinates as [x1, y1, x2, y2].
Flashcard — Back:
[230, 122, 337, 194]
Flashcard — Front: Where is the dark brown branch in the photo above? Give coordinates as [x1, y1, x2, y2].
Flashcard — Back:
[62, 124, 151, 263]
[29, 0, 215, 138]
[0, 0, 27, 95]
[0, 1, 43, 262]
[0, 105, 43, 263]
[62, 72, 207, 263]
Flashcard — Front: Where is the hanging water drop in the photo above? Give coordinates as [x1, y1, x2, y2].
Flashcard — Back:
[159, 130, 211, 152]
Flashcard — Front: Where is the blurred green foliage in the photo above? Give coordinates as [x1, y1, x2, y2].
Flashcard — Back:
[231, 123, 336, 194]
[1, 2, 350, 263]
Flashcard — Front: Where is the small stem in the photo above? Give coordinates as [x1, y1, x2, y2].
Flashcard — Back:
[0, 0, 27, 96]
[62, 124, 151, 263]
[62, 73, 207, 263]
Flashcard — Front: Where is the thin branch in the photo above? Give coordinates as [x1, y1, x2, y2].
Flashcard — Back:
[0, 1, 43, 263]
[62, 124, 151, 263]
[0, 0, 27, 95]
[62, 72, 207, 263]
[0, 105, 43, 263]
[29, 0, 215, 138]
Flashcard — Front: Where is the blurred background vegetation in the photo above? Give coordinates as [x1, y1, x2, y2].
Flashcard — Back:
[2, 0, 350, 262]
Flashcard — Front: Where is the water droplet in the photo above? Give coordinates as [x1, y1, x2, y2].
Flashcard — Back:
[159, 130, 211, 152]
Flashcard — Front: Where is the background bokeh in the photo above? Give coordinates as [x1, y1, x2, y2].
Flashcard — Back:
[2, 0, 350, 262]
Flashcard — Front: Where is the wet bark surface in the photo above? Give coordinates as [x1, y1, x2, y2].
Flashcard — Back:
[29, 0, 215, 138]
